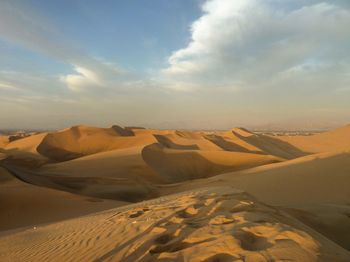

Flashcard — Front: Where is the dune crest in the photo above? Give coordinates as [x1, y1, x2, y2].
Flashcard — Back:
[36, 125, 156, 161]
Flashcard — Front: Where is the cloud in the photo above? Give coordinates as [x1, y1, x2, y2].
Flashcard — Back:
[60, 66, 100, 92]
[0, 1, 127, 92]
[0, 81, 20, 91]
[60, 60, 128, 92]
[161, 0, 350, 91]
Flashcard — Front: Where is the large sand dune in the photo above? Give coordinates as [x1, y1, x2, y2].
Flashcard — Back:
[278, 124, 350, 153]
[0, 167, 122, 231]
[36, 125, 157, 161]
[163, 150, 350, 250]
[142, 143, 282, 182]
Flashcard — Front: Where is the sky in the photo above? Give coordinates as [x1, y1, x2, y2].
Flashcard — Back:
[0, 0, 350, 130]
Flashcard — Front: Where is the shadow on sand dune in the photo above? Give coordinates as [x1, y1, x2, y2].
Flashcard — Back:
[154, 135, 200, 150]
[231, 130, 308, 159]
[0, 161, 158, 202]
[204, 134, 264, 154]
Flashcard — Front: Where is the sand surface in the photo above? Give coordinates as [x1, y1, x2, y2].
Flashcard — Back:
[0, 187, 349, 262]
[0, 167, 123, 232]
[0, 124, 350, 261]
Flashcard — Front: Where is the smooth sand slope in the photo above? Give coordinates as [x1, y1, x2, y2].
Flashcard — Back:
[1, 133, 48, 165]
[278, 124, 350, 153]
[0, 187, 349, 262]
[0, 167, 122, 231]
[142, 143, 282, 182]
[0, 136, 8, 148]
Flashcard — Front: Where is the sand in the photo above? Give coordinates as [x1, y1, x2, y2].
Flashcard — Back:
[278, 124, 350, 153]
[0, 136, 9, 148]
[0, 167, 123, 232]
[0, 124, 350, 261]
[160, 150, 350, 250]
[0, 187, 349, 262]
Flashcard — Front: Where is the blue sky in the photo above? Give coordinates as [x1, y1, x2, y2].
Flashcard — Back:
[0, 0, 200, 74]
[0, 0, 350, 130]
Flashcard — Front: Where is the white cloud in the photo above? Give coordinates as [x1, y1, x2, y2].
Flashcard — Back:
[161, 0, 350, 91]
[60, 66, 100, 92]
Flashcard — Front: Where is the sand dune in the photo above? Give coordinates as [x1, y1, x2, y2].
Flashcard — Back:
[0, 126, 285, 202]
[142, 143, 283, 182]
[1, 124, 350, 260]
[1, 133, 48, 166]
[154, 132, 222, 151]
[0, 136, 8, 148]
[2, 162, 159, 203]
[279, 124, 350, 153]
[164, 150, 350, 250]
[0, 167, 122, 232]
[219, 151, 350, 205]
[41, 146, 159, 180]
[0, 187, 348, 262]
[225, 128, 307, 159]
[2, 141, 282, 203]
[37, 125, 157, 161]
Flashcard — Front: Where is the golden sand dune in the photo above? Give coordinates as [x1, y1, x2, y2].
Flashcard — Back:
[1, 124, 350, 260]
[224, 128, 307, 159]
[154, 132, 222, 151]
[0, 126, 286, 203]
[41, 146, 159, 180]
[0, 133, 48, 167]
[279, 124, 350, 153]
[36, 125, 157, 161]
[5, 133, 46, 153]
[142, 143, 283, 182]
[2, 162, 159, 203]
[0, 136, 9, 148]
[0, 187, 348, 262]
[164, 150, 350, 250]
[204, 133, 265, 154]
[0, 167, 122, 231]
[219, 151, 350, 205]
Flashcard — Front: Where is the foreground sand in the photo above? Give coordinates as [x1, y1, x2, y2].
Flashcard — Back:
[0, 187, 349, 262]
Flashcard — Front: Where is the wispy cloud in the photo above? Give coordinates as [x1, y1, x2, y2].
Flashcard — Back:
[0, 81, 20, 91]
[0, 0, 129, 93]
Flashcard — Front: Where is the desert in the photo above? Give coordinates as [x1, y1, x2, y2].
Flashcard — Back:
[1, 0, 350, 261]
[0, 124, 350, 261]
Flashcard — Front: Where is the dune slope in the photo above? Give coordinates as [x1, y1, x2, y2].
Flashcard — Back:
[142, 143, 283, 182]
[0, 187, 348, 262]
[278, 124, 350, 153]
[0, 167, 122, 231]
[165, 151, 350, 250]
[37, 125, 156, 161]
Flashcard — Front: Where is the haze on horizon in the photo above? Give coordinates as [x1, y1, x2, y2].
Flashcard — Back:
[0, 0, 350, 130]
